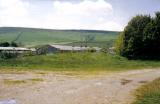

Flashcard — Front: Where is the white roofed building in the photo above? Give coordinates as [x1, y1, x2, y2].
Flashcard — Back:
[36, 45, 101, 54]
[0, 47, 36, 53]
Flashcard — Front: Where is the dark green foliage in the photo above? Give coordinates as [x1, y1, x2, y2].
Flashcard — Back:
[122, 15, 151, 58]
[10, 42, 18, 47]
[116, 12, 160, 59]
[0, 52, 18, 59]
[0, 42, 10, 47]
[0, 42, 19, 47]
[143, 12, 160, 58]
[0, 42, 20, 59]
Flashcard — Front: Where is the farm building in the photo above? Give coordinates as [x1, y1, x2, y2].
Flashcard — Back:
[36, 45, 101, 54]
[0, 47, 36, 54]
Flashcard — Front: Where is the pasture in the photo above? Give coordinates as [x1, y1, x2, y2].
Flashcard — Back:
[0, 27, 119, 48]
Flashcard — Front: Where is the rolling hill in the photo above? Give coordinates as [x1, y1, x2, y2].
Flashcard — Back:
[0, 27, 120, 48]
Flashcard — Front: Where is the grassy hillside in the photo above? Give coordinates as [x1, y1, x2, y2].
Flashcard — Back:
[66, 40, 114, 48]
[0, 27, 119, 47]
[1, 53, 160, 71]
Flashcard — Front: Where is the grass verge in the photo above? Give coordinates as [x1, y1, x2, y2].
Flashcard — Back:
[0, 53, 160, 71]
[132, 78, 160, 104]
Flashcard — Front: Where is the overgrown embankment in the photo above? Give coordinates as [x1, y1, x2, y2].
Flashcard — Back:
[1, 53, 160, 71]
[132, 78, 160, 104]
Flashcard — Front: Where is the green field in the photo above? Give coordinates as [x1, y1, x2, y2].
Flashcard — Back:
[1, 52, 160, 71]
[0, 27, 119, 47]
[133, 78, 160, 104]
[66, 40, 114, 48]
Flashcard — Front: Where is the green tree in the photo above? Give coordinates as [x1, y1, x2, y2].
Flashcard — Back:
[0, 42, 10, 47]
[122, 15, 151, 57]
[11, 42, 18, 47]
[143, 12, 160, 57]
[116, 12, 160, 59]
[117, 15, 151, 58]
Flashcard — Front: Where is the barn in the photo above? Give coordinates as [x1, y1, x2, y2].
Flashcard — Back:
[36, 45, 101, 54]
[0, 47, 36, 54]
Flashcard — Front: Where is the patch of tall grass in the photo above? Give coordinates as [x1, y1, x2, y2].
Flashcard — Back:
[132, 78, 160, 104]
[0, 52, 160, 71]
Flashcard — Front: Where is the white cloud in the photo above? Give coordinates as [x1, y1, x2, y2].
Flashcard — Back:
[91, 21, 123, 31]
[0, 0, 42, 27]
[0, 0, 123, 31]
[0, 0, 28, 26]
[0, 0, 28, 16]
[53, 0, 113, 16]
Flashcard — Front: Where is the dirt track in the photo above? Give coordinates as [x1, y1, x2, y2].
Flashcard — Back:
[0, 69, 160, 104]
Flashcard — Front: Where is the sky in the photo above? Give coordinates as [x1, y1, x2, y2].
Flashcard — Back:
[0, 0, 159, 31]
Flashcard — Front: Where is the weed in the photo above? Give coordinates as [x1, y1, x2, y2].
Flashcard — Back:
[132, 78, 160, 104]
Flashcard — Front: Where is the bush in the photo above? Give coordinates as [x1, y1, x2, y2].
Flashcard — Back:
[133, 78, 160, 104]
[0, 42, 19, 47]
[0, 42, 10, 47]
[0, 52, 18, 59]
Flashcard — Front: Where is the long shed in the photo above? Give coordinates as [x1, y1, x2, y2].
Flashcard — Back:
[0, 47, 36, 53]
[36, 45, 101, 54]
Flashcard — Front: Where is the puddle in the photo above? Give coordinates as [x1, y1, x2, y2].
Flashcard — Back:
[138, 80, 148, 83]
[121, 79, 132, 85]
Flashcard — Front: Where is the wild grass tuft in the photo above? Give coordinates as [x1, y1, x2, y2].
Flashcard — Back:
[132, 78, 160, 104]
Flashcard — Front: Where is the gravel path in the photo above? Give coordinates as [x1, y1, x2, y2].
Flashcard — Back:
[0, 69, 160, 104]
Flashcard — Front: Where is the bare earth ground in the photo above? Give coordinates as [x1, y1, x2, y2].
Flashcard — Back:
[0, 69, 160, 104]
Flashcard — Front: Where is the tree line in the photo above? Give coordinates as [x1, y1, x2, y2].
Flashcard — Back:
[0, 42, 19, 47]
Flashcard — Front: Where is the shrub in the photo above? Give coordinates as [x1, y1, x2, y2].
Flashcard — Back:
[115, 32, 124, 54]
[133, 78, 160, 104]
